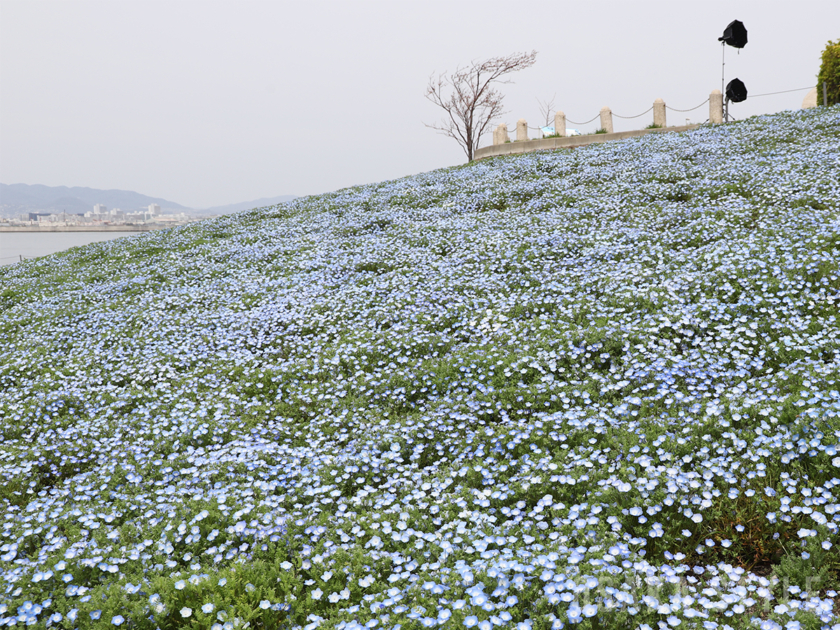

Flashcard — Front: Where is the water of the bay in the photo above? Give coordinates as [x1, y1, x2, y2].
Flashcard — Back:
[0, 231, 143, 266]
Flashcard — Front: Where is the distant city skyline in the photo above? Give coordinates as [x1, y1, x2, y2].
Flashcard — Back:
[0, 182, 297, 217]
[3, 197, 194, 228]
[1, 0, 838, 208]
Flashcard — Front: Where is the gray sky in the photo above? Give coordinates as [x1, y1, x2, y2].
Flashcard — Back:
[1, 0, 837, 209]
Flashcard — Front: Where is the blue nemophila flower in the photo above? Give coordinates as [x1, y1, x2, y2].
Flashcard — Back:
[1, 106, 839, 628]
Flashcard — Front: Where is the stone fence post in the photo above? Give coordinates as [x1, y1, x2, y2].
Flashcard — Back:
[653, 98, 666, 127]
[710, 90, 723, 124]
[516, 119, 528, 142]
[493, 124, 510, 145]
[600, 107, 613, 133]
[554, 111, 566, 137]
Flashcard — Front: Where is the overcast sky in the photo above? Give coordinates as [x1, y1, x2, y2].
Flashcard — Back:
[1, 0, 837, 209]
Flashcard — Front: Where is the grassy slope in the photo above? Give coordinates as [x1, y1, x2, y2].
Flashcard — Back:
[1, 107, 839, 630]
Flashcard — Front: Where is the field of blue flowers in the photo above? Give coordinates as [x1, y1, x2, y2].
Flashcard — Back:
[1, 106, 839, 630]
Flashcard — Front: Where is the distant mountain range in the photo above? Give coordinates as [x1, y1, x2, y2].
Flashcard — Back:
[0, 184, 297, 218]
[0, 183, 189, 216]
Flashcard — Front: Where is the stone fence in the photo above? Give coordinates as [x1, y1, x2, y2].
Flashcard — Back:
[486, 90, 724, 150]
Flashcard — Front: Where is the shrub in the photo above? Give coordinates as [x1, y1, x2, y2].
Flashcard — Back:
[816, 38, 840, 105]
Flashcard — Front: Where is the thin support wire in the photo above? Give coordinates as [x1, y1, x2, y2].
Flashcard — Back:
[750, 86, 815, 98]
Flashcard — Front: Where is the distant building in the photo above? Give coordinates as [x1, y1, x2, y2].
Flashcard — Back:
[124, 211, 147, 223]
[93, 204, 107, 214]
[148, 204, 161, 216]
[156, 212, 191, 223]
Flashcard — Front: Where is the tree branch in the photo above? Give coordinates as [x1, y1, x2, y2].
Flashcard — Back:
[424, 51, 537, 162]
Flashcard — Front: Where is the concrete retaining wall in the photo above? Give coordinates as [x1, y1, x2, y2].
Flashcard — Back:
[474, 124, 700, 160]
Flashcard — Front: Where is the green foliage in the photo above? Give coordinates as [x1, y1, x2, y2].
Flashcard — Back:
[773, 532, 836, 595]
[817, 39, 840, 105]
[645, 123, 663, 130]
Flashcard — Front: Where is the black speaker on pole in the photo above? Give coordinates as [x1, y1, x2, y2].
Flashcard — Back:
[718, 20, 748, 49]
[725, 78, 748, 103]
[718, 20, 748, 121]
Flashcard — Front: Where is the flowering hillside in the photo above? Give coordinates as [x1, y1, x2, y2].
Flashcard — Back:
[1, 107, 839, 630]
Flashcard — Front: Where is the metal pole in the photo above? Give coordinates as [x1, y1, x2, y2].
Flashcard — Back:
[721, 42, 726, 95]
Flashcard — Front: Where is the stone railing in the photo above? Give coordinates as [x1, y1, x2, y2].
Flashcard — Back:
[490, 90, 723, 146]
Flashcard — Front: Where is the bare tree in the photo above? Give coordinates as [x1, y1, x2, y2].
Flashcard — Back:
[537, 93, 557, 128]
[425, 51, 537, 162]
